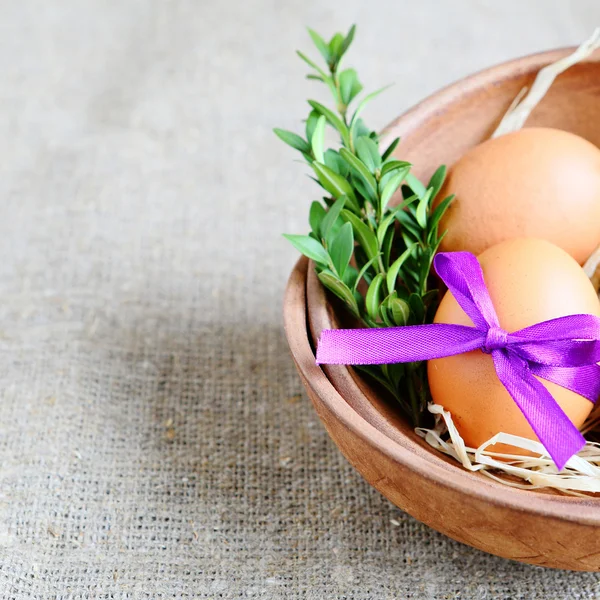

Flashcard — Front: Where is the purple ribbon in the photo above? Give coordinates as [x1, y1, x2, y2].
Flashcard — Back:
[316, 251, 600, 469]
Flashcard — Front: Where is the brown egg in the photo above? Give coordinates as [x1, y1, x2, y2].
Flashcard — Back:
[435, 127, 600, 265]
[427, 238, 600, 453]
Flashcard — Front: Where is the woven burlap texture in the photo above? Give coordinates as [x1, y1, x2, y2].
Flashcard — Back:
[2, 1, 600, 598]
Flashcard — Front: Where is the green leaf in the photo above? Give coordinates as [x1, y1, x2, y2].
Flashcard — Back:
[308, 100, 351, 147]
[339, 68, 363, 106]
[339, 147, 378, 200]
[386, 244, 416, 294]
[401, 185, 415, 210]
[381, 137, 400, 161]
[431, 230, 447, 255]
[355, 365, 397, 396]
[352, 175, 374, 205]
[402, 268, 419, 293]
[320, 195, 347, 240]
[409, 293, 425, 323]
[422, 289, 439, 306]
[355, 136, 381, 172]
[273, 129, 310, 153]
[376, 196, 416, 246]
[428, 194, 455, 237]
[380, 168, 410, 214]
[394, 201, 417, 225]
[399, 193, 419, 210]
[418, 248, 434, 292]
[305, 110, 321, 143]
[386, 362, 405, 389]
[283, 234, 330, 266]
[415, 188, 432, 229]
[353, 255, 379, 292]
[389, 296, 410, 326]
[309, 201, 326, 237]
[296, 50, 329, 80]
[382, 226, 394, 269]
[404, 173, 427, 199]
[427, 165, 447, 201]
[379, 303, 394, 328]
[324, 149, 349, 177]
[396, 286, 410, 302]
[329, 222, 354, 278]
[342, 264, 358, 289]
[327, 214, 344, 244]
[353, 245, 369, 273]
[401, 231, 419, 252]
[328, 33, 344, 62]
[341, 209, 379, 263]
[340, 24, 356, 57]
[318, 269, 359, 316]
[366, 273, 385, 321]
[352, 118, 371, 143]
[380, 159, 411, 178]
[350, 86, 392, 140]
[312, 162, 359, 211]
[307, 28, 330, 64]
[396, 210, 422, 242]
[311, 115, 326, 164]
[376, 211, 395, 248]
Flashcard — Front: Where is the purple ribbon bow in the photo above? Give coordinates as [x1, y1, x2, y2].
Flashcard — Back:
[316, 251, 600, 470]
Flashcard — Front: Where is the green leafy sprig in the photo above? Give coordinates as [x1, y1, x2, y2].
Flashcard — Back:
[276, 26, 454, 426]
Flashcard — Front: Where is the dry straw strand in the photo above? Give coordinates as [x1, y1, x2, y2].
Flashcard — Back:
[492, 27, 600, 138]
[416, 404, 600, 495]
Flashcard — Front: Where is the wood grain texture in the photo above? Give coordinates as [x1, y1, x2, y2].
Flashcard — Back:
[284, 47, 600, 571]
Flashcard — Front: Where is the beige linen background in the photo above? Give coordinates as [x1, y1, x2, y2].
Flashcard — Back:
[1, 1, 600, 598]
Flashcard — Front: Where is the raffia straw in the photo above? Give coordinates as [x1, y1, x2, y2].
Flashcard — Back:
[416, 404, 600, 495]
[492, 27, 600, 138]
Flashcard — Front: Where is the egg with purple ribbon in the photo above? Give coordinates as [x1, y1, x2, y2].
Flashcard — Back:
[427, 237, 600, 453]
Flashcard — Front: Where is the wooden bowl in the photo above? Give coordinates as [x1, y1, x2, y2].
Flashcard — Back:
[283, 48, 600, 571]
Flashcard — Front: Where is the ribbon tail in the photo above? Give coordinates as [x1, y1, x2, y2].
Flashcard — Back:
[316, 324, 483, 365]
[530, 363, 600, 403]
[493, 350, 586, 470]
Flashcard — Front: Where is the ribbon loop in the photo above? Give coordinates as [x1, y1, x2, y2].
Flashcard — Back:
[316, 251, 600, 470]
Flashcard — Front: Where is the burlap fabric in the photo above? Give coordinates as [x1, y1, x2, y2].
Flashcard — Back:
[2, 1, 600, 597]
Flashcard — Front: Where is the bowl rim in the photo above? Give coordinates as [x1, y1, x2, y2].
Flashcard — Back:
[379, 45, 599, 146]
[285, 257, 600, 526]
